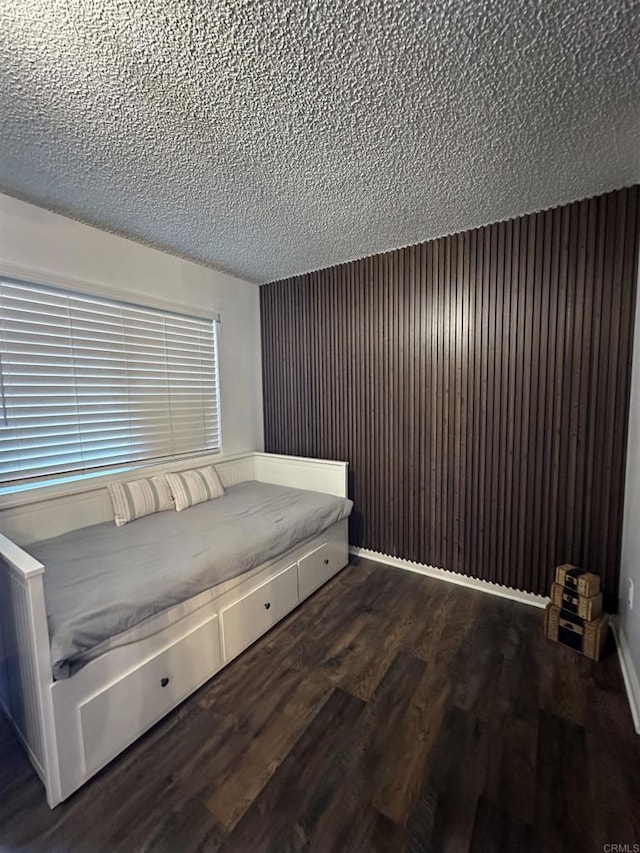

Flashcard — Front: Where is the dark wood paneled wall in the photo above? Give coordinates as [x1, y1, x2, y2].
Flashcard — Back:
[261, 187, 640, 603]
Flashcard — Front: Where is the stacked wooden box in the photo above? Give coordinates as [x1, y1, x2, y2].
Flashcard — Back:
[544, 564, 609, 661]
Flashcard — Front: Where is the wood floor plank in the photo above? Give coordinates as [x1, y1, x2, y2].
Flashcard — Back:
[339, 583, 429, 701]
[179, 665, 306, 792]
[305, 651, 427, 846]
[0, 725, 35, 798]
[483, 715, 538, 827]
[534, 710, 590, 853]
[110, 796, 225, 853]
[371, 659, 451, 826]
[495, 604, 542, 723]
[145, 800, 224, 853]
[411, 582, 478, 667]
[469, 796, 533, 853]
[405, 706, 491, 852]
[450, 596, 510, 723]
[204, 671, 334, 831]
[220, 687, 365, 852]
[586, 729, 640, 850]
[482, 607, 540, 826]
[337, 806, 408, 853]
[0, 769, 66, 853]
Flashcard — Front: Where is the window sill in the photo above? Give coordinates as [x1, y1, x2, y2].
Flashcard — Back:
[0, 450, 224, 510]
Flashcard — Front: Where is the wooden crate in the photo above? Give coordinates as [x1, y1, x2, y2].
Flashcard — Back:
[554, 565, 600, 598]
[550, 583, 603, 621]
[544, 604, 608, 661]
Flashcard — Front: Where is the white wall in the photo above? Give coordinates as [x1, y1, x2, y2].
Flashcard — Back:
[0, 193, 264, 461]
[620, 248, 640, 733]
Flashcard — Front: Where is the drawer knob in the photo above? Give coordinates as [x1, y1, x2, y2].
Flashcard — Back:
[264, 602, 271, 610]
[324, 558, 329, 565]
[161, 677, 170, 687]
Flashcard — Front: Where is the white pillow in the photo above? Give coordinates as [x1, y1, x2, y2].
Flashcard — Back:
[108, 475, 175, 527]
[165, 465, 225, 511]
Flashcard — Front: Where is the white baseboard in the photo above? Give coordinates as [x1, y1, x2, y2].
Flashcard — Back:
[611, 620, 640, 735]
[349, 547, 549, 609]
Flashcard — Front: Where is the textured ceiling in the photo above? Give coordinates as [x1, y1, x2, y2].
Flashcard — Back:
[1, 1, 639, 284]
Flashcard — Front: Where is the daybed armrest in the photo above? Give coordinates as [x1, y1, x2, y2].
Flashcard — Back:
[0, 531, 44, 579]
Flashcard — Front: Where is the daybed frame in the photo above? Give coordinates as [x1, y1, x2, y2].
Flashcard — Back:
[0, 452, 349, 808]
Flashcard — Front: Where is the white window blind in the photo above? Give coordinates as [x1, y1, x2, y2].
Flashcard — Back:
[0, 278, 221, 485]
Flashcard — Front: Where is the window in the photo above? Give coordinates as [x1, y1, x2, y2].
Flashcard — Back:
[0, 278, 221, 485]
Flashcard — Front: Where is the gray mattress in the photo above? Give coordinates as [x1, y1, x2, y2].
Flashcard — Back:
[29, 481, 353, 679]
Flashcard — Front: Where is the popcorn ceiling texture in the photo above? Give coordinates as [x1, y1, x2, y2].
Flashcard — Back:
[0, 0, 639, 284]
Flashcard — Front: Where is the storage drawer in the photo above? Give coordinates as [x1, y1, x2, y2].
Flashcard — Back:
[298, 536, 348, 600]
[221, 563, 298, 662]
[79, 614, 221, 775]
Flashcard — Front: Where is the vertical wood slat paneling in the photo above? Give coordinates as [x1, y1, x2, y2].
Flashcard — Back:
[261, 187, 640, 605]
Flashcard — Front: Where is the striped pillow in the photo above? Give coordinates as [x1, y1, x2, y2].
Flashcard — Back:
[108, 475, 175, 527]
[165, 465, 225, 511]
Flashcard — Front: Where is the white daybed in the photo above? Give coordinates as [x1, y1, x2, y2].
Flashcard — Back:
[0, 452, 350, 808]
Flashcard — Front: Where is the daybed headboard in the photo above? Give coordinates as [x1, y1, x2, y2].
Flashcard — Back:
[0, 453, 348, 547]
[253, 453, 348, 498]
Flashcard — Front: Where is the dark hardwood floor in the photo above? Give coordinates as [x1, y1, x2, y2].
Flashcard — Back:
[1, 559, 639, 852]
